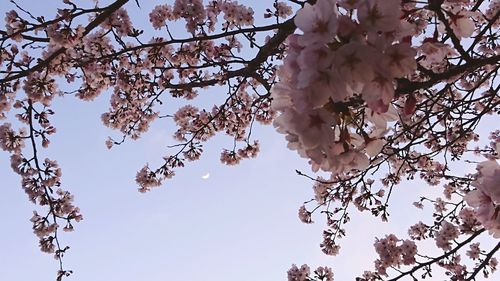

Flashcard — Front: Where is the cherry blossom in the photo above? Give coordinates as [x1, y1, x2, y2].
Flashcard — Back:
[294, 0, 338, 44]
[465, 157, 500, 238]
[357, 0, 402, 32]
[1, 0, 500, 280]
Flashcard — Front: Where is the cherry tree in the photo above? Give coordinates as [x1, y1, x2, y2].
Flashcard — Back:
[0, 0, 499, 280]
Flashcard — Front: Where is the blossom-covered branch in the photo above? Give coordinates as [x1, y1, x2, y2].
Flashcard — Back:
[1, 0, 499, 280]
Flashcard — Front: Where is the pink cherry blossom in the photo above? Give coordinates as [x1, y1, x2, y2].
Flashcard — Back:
[465, 158, 500, 238]
[357, 0, 402, 32]
[1, 1, 500, 280]
[294, 0, 339, 44]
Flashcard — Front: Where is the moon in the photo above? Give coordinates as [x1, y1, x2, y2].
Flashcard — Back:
[201, 172, 210, 180]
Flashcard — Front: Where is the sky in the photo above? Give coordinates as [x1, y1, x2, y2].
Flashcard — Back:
[0, 1, 497, 281]
[0, 83, 397, 280]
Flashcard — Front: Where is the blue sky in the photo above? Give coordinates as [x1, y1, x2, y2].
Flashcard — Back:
[0, 1, 338, 280]
[0, 1, 497, 281]
[0, 86, 384, 280]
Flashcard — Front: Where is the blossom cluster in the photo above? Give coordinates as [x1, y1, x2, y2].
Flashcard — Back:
[150, 0, 255, 33]
[465, 151, 500, 238]
[435, 221, 460, 250]
[100, 8, 132, 37]
[4, 10, 24, 41]
[0, 123, 25, 153]
[277, 1, 500, 279]
[1, 0, 500, 280]
[265, 2, 293, 19]
[287, 264, 334, 281]
[271, 0, 417, 175]
[373, 234, 417, 275]
[0, 101, 81, 263]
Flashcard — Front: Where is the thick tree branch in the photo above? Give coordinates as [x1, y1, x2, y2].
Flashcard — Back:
[396, 55, 500, 96]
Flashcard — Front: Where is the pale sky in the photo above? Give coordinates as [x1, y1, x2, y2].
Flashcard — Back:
[0, 1, 497, 281]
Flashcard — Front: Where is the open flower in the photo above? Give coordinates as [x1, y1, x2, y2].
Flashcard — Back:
[465, 159, 500, 238]
[295, 0, 339, 44]
[358, 0, 402, 33]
